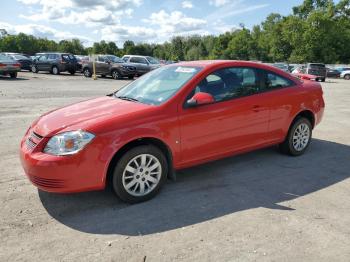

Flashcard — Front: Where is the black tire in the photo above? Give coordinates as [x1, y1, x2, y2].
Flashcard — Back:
[69, 70, 76, 75]
[101, 74, 106, 78]
[31, 65, 38, 73]
[10, 72, 17, 78]
[83, 68, 92, 77]
[51, 66, 60, 75]
[112, 145, 168, 204]
[128, 75, 134, 80]
[344, 74, 350, 80]
[112, 70, 122, 80]
[321, 78, 326, 82]
[279, 117, 312, 156]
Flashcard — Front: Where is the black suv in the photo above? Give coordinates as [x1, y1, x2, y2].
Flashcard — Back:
[31, 53, 78, 75]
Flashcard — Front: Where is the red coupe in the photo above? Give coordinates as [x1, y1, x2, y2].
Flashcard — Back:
[20, 61, 325, 203]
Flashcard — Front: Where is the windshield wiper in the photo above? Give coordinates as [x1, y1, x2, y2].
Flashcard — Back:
[116, 95, 139, 102]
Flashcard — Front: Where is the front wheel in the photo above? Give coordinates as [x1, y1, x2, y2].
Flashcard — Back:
[31, 65, 38, 73]
[112, 70, 122, 80]
[112, 145, 168, 204]
[52, 66, 60, 75]
[279, 117, 312, 156]
[128, 75, 134, 80]
[83, 68, 92, 77]
[344, 74, 350, 80]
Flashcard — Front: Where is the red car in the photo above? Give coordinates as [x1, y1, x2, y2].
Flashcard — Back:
[20, 61, 325, 203]
[293, 72, 319, 81]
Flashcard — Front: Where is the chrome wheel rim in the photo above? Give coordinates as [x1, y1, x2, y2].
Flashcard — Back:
[53, 67, 58, 74]
[31, 66, 36, 72]
[292, 123, 310, 151]
[84, 69, 90, 77]
[122, 154, 162, 197]
[112, 71, 120, 79]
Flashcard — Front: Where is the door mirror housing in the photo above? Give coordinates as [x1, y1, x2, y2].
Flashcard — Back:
[186, 92, 215, 107]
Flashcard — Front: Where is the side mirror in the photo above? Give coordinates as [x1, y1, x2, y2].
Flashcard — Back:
[186, 92, 215, 107]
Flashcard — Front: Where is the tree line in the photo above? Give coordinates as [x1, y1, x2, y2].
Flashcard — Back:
[0, 0, 349, 64]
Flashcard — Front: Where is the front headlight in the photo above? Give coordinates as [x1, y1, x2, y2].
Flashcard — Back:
[43, 130, 95, 156]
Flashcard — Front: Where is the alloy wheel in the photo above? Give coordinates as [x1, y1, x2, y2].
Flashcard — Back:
[122, 154, 162, 197]
[292, 123, 310, 151]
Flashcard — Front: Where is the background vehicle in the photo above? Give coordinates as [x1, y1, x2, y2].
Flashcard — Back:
[335, 67, 350, 73]
[0, 54, 21, 78]
[272, 63, 289, 72]
[75, 55, 89, 72]
[340, 70, 350, 80]
[31, 53, 78, 75]
[122, 55, 161, 75]
[306, 63, 327, 82]
[1, 53, 32, 71]
[326, 68, 340, 78]
[20, 61, 324, 203]
[82, 55, 136, 79]
[292, 64, 326, 81]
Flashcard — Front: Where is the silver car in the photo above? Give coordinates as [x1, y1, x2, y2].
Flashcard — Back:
[122, 55, 161, 75]
[0, 54, 21, 78]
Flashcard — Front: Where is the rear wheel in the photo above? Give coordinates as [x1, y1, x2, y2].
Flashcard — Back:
[279, 117, 312, 156]
[344, 74, 350, 80]
[112, 145, 168, 204]
[10, 72, 17, 78]
[83, 68, 92, 77]
[51, 66, 60, 75]
[112, 70, 122, 80]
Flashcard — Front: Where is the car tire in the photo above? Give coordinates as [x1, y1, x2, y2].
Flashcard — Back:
[31, 65, 38, 73]
[344, 74, 350, 80]
[279, 117, 312, 156]
[83, 68, 92, 77]
[321, 78, 326, 82]
[51, 66, 60, 75]
[101, 74, 106, 78]
[10, 72, 17, 78]
[112, 70, 122, 80]
[112, 145, 168, 204]
[128, 75, 134, 80]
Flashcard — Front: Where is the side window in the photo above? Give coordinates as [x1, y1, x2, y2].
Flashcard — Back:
[130, 57, 139, 63]
[187, 67, 260, 103]
[122, 56, 129, 62]
[38, 55, 48, 61]
[261, 70, 295, 91]
[97, 56, 105, 62]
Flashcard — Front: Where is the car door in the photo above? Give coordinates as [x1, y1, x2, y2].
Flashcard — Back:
[36, 55, 50, 71]
[257, 69, 300, 142]
[96, 56, 109, 74]
[178, 67, 270, 165]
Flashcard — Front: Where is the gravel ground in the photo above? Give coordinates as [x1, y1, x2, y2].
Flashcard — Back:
[0, 72, 349, 262]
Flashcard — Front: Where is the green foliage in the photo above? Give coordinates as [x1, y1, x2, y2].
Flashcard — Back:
[0, 0, 349, 63]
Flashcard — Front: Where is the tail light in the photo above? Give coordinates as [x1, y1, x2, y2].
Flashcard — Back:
[14, 63, 21, 67]
[0, 63, 5, 67]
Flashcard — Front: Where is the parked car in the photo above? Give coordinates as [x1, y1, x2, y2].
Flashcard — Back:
[292, 72, 319, 81]
[272, 63, 290, 72]
[74, 55, 89, 71]
[82, 55, 136, 79]
[335, 67, 350, 73]
[0, 54, 21, 78]
[292, 64, 326, 82]
[7, 54, 32, 71]
[122, 55, 161, 75]
[20, 61, 325, 203]
[326, 68, 340, 78]
[31, 53, 78, 75]
[340, 70, 350, 80]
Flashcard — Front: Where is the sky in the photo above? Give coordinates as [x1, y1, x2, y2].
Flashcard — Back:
[0, 0, 304, 47]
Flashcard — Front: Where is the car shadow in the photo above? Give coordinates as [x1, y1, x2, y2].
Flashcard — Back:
[0, 76, 29, 81]
[39, 139, 350, 236]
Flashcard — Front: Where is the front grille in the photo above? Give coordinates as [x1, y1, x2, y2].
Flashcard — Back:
[30, 175, 65, 188]
[26, 131, 43, 150]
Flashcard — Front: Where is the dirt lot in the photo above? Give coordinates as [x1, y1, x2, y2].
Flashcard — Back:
[0, 72, 349, 262]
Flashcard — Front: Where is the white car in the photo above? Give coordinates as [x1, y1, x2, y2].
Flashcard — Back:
[341, 70, 350, 80]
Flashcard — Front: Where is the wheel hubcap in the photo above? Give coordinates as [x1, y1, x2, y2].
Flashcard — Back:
[122, 154, 162, 197]
[53, 68, 57, 74]
[113, 71, 119, 79]
[292, 123, 310, 151]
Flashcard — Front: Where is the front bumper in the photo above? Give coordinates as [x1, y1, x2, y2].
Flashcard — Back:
[20, 129, 107, 193]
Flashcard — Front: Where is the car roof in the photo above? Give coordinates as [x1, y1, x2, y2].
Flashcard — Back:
[174, 60, 266, 68]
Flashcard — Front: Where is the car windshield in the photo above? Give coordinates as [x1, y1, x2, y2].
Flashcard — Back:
[0, 54, 13, 61]
[115, 66, 202, 105]
[146, 56, 160, 64]
[107, 55, 124, 63]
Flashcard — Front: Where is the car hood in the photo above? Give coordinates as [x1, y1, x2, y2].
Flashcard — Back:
[32, 96, 150, 137]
